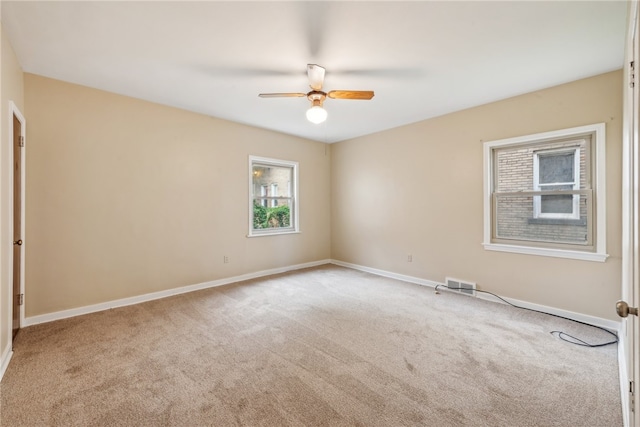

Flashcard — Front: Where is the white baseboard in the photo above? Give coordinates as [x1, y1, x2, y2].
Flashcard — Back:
[473, 292, 620, 332]
[8, 257, 624, 393]
[330, 259, 620, 332]
[330, 259, 443, 288]
[25, 258, 618, 331]
[0, 343, 13, 381]
[24, 259, 331, 327]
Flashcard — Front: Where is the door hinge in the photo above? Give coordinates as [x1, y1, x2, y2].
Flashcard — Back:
[631, 380, 636, 413]
[18, 294, 24, 306]
[631, 61, 636, 88]
[19, 136, 24, 147]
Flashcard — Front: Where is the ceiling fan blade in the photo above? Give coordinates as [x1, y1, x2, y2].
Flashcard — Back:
[307, 64, 325, 90]
[327, 90, 375, 100]
[258, 93, 306, 98]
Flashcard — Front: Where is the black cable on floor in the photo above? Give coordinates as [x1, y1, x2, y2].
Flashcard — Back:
[434, 284, 618, 348]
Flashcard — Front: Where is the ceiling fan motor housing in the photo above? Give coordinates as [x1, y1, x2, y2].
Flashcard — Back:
[308, 90, 326, 104]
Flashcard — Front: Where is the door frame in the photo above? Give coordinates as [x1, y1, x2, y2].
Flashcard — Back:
[8, 101, 26, 343]
[621, 1, 640, 425]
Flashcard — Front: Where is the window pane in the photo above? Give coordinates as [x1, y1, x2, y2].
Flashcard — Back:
[539, 152, 574, 184]
[495, 193, 588, 245]
[252, 199, 292, 229]
[496, 194, 533, 238]
[252, 164, 293, 230]
[495, 147, 534, 192]
[541, 194, 573, 214]
[253, 165, 292, 191]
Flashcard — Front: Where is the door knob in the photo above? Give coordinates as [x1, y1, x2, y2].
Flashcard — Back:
[616, 300, 638, 318]
[13, 239, 22, 246]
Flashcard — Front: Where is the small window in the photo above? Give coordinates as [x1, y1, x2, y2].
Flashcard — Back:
[483, 123, 607, 262]
[249, 156, 299, 236]
[533, 147, 580, 220]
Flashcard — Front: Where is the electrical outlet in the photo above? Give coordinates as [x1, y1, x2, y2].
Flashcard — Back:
[407, 254, 413, 262]
[223, 256, 229, 264]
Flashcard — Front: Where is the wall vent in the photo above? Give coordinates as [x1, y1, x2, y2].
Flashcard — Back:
[444, 277, 477, 297]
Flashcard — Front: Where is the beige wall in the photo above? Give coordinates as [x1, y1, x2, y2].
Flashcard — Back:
[15, 69, 625, 323]
[331, 70, 622, 320]
[23, 74, 331, 317]
[0, 22, 25, 364]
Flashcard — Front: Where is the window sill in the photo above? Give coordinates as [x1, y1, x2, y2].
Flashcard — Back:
[247, 230, 301, 238]
[483, 243, 608, 262]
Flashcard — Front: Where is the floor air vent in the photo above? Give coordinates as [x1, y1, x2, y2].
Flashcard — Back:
[445, 277, 476, 297]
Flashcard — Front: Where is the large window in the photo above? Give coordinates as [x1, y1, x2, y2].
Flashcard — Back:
[249, 156, 298, 236]
[483, 123, 607, 261]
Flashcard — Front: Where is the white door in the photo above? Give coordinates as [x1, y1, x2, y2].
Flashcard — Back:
[621, 2, 640, 425]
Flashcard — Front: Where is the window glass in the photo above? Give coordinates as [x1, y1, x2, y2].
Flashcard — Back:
[534, 147, 581, 220]
[539, 152, 574, 184]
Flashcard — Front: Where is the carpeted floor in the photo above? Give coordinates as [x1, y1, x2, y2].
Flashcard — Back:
[0, 265, 622, 426]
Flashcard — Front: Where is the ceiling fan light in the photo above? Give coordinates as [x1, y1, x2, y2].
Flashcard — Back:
[306, 105, 327, 124]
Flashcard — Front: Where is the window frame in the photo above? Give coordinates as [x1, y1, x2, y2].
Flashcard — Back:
[248, 156, 299, 237]
[532, 147, 580, 220]
[483, 123, 607, 262]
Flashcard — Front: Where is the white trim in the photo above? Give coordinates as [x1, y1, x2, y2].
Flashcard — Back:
[594, 123, 607, 258]
[7, 101, 26, 344]
[248, 155, 299, 237]
[0, 345, 13, 381]
[483, 123, 607, 261]
[16, 103, 26, 332]
[483, 141, 492, 253]
[621, 3, 640, 425]
[475, 288, 619, 331]
[483, 242, 608, 262]
[246, 230, 301, 238]
[11, 258, 619, 380]
[485, 123, 604, 149]
[24, 259, 331, 326]
[330, 259, 618, 331]
[330, 259, 442, 288]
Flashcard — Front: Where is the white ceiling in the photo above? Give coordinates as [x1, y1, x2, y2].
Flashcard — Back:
[0, 1, 628, 143]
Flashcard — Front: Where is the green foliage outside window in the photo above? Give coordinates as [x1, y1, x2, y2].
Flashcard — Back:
[253, 202, 290, 229]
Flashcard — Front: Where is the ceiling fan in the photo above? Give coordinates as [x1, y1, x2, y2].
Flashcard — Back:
[258, 64, 375, 124]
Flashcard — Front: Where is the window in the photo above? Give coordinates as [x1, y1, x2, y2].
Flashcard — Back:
[249, 156, 298, 236]
[483, 123, 607, 262]
[533, 147, 580, 220]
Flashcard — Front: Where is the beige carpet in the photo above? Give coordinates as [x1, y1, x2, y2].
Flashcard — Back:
[0, 265, 622, 426]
